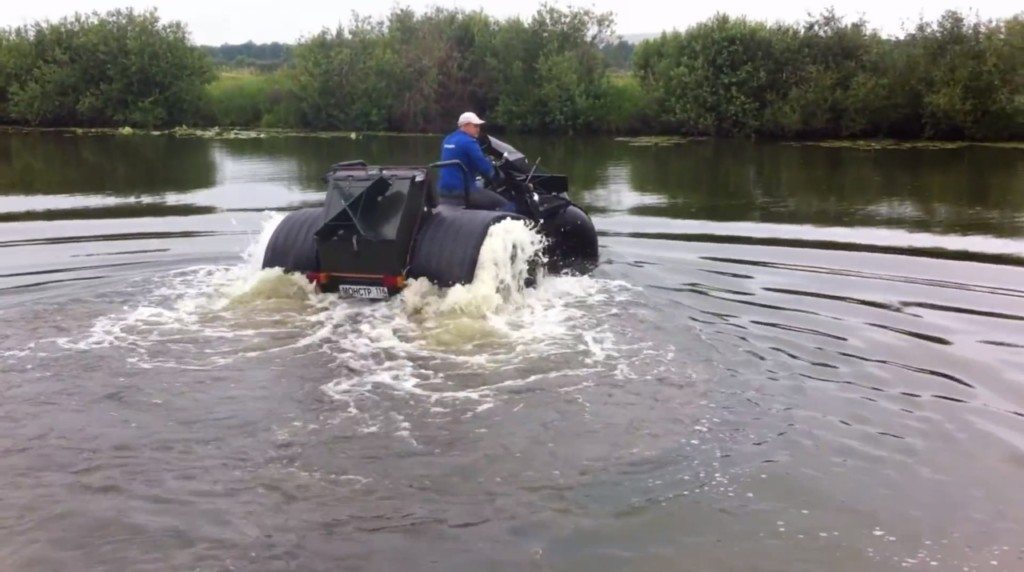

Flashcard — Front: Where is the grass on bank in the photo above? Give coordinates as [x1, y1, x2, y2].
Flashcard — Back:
[203, 69, 303, 128]
[201, 69, 655, 134]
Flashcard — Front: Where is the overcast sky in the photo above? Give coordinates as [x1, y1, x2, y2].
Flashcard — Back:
[2, 1, 1019, 45]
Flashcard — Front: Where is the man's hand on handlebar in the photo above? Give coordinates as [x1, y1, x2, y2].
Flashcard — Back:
[489, 168, 507, 189]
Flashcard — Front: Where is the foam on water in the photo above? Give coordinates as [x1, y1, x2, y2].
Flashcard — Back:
[62, 212, 643, 411]
[61, 213, 319, 367]
[313, 218, 640, 406]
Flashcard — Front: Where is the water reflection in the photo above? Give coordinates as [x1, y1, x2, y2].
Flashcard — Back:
[0, 133, 216, 195]
[213, 136, 440, 190]
[460, 136, 1024, 237]
[616, 140, 1024, 236]
[0, 203, 217, 222]
[1, 132, 1022, 239]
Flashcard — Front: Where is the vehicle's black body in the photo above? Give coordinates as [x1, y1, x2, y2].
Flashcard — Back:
[261, 136, 598, 297]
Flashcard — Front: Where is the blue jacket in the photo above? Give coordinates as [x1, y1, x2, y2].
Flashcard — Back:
[437, 130, 495, 195]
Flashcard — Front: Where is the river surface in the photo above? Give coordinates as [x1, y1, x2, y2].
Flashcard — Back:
[1, 132, 1023, 571]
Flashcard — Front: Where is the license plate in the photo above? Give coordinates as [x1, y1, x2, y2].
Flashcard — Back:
[338, 285, 389, 299]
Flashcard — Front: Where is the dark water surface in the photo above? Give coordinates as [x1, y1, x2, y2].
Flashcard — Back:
[1, 132, 1023, 571]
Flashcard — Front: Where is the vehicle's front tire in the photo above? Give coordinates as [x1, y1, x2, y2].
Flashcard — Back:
[541, 204, 599, 276]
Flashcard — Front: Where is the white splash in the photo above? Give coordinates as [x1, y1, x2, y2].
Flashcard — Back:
[317, 219, 639, 410]
[62, 211, 641, 417]
[60, 212, 319, 366]
[401, 218, 547, 318]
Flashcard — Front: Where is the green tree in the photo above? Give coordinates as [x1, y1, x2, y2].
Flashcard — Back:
[633, 10, 1022, 139]
[910, 11, 1023, 139]
[493, 5, 614, 132]
[768, 11, 877, 137]
[283, 5, 616, 133]
[289, 17, 396, 131]
[1, 9, 212, 127]
[635, 15, 799, 135]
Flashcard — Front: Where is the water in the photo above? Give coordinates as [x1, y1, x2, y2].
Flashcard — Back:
[1, 132, 1023, 571]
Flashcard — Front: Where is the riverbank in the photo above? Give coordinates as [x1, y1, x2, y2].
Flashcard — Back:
[3, 126, 1023, 151]
[615, 135, 1024, 150]
[0, 126, 429, 139]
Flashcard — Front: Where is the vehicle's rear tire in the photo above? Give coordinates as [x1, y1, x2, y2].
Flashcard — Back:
[407, 205, 528, 287]
[262, 208, 321, 273]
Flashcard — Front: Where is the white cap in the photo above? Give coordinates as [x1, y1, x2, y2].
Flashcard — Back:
[457, 111, 486, 126]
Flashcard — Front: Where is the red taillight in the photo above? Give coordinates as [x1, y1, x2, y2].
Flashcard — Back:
[382, 275, 406, 289]
[305, 272, 329, 284]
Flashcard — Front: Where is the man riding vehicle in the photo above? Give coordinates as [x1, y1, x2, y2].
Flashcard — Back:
[436, 112, 513, 211]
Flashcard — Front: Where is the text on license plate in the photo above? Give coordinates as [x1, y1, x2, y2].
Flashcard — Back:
[338, 285, 389, 299]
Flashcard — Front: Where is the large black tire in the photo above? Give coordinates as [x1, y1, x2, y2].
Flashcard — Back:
[262, 208, 321, 273]
[541, 204, 599, 276]
[407, 205, 527, 287]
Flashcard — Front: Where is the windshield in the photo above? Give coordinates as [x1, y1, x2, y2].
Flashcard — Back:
[485, 135, 525, 162]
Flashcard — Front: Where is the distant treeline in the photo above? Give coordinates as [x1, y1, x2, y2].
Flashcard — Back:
[600, 40, 635, 70]
[202, 41, 291, 70]
[0, 7, 1021, 139]
[203, 39, 633, 71]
